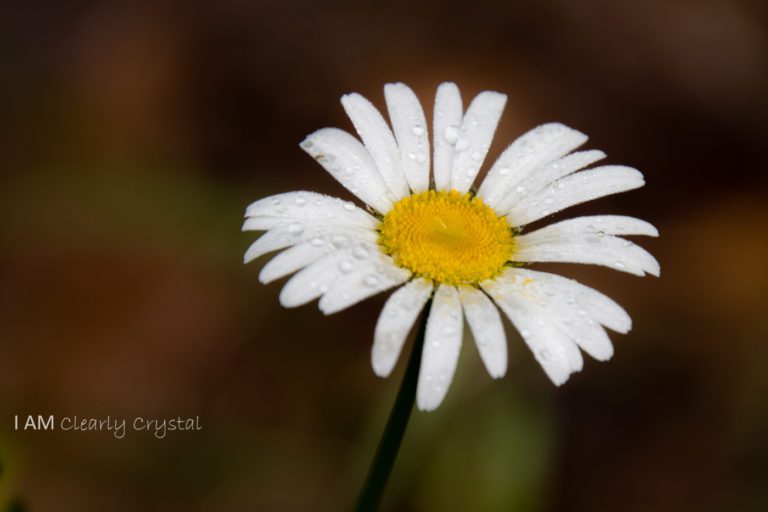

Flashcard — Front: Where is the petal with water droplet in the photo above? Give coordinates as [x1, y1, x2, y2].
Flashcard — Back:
[318, 253, 410, 315]
[432, 83, 463, 191]
[371, 278, 433, 377]
[243, 224, 376, 264]
[245, 191, 378, 231]
[300, 128, 394, 213]
[502, 165, 645, 225]
[449, 91, 507, 193]
[459, 286, 507, 378]
[259, 242, 330, 284]
[341, 92, 410, 200]
[478, 123, 588, 208]
[515, 219, 660, 277]
[385, 83, 430, 193]
[417, 285, 463, 411]
[482, 275, 582, 385]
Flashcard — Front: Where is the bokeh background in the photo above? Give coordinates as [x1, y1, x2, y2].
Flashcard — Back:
[1, 0, 767, 510]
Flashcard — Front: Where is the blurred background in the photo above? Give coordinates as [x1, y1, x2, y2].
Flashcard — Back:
[1, 0, 767, 510]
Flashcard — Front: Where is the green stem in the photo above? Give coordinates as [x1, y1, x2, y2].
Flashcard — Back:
[354, 299, 432, 512]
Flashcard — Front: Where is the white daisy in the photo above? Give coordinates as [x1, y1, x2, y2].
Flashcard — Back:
[243, 82, 659, 411]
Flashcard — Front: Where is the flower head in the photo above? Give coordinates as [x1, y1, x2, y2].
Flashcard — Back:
[244, 82, 659, 411]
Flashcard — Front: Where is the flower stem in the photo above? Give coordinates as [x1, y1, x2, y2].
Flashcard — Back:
[354, 299, 432, 512]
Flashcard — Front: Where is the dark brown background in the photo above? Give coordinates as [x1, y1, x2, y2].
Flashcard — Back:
[1, 0, 767, 510]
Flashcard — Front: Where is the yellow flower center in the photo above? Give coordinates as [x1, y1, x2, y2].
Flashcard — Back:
[378, 190, 515, 286]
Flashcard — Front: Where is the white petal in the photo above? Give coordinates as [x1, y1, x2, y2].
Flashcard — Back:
[371, 278, 434, 377]
[279, 253, 345, 308]
[504, 165, 645, 225]
[458, 286, 507, 378]
[450, 91, 507, 193]
[481, 276, 582, 385]
[244, 191, 378, 230]
[517, 215, 659, 241]
[258, 230, 382, 284]
[478, 123, 589, 208]
[341, 93, 410, 200]
[243, 224, 376, 264]
[384, 83, 430, 193]
[512, 268, 631, 335]
[259, 242, 329, 284]
[318, 253, 410, 315]
[562, 318, 614, 361]
[489, 150, 606, 211]
[506, 271, 614, 360]
[300, 128, 394, 213]
[485, 267, 631, 367]
[515, 229, 660, 277]
[417, 285, 463, 411]
[432, 82, 463, 191]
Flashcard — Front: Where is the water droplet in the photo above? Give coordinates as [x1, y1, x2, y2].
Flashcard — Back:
[578, 309, 587, 316]
[343, 202, 356, 211]
[287, 222, 304, 235]
[498, 167, 511, 176]
[544, 197, 554, 205]
[339, 260, 354, 273]
[443, 326, 456, 336]
[352, 246, 369, 259]
[276, 205, 288, 214]
[613, 261, 626, 269]
[455, 137, 470, 151]
[415, 152, 427, 164]
[471, 150, 482, 161]
[520, 329, 531, 338]
[411, 125, 424, 136]
[426, 373, 433, 381]
[332, 235, 350, 248]
[363, 275, 380, 287]
[270, 198, 281, 205]
[431, 340, 440, 348]
[310, 237, 326, 247]
[515, 185, 526, 194]
[538, 348, 552, 362]
[443, 125, 460, 144]
[295, 197, 307, 206]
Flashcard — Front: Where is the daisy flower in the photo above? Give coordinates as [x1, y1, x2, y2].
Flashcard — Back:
[243, 82, 659, 411]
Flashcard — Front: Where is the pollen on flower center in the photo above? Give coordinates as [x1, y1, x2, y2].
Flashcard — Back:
[378, 190, 515, 286]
